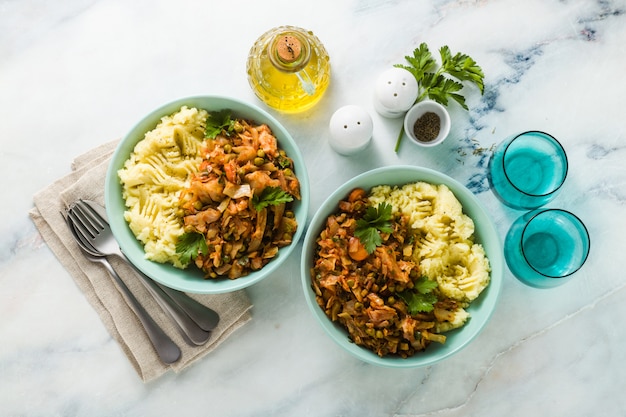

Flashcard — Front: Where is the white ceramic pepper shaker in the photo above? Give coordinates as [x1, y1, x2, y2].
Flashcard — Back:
[328, 105, 373, 155]
[373, 67, 419, 118]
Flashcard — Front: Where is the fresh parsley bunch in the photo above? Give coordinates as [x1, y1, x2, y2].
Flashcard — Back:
[395, 43, 484, 109]
[394, 43, 485, 151]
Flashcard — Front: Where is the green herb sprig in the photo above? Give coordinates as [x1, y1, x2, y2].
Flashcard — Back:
[176, 232, 208, 266]
[205, 110, 237, 139]
[354, 202, 393, 254]
[251, 186, 293, 211]
[393, 43, 485, 152]
[398, 276, 439, 314]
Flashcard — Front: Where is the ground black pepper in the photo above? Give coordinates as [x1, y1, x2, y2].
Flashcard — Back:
[413, 111, 440, 142]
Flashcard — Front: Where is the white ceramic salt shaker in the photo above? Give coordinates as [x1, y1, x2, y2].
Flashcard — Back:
[373, 67, 419, 118]
[329, 105, 373, 155]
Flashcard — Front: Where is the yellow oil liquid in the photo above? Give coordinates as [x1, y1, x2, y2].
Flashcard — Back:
[247, 27, 331, 113]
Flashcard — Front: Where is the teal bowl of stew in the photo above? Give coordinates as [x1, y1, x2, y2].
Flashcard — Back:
[105, 95, 310, 294]
[300, 165, 503, 367]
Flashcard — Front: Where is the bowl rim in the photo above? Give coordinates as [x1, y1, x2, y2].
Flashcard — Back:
[300, 165, 503, 367]
[104, 95, 310, 294]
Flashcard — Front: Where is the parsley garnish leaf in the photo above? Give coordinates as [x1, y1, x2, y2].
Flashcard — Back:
[251, 186, 293, 211]
[398, 276, 439, 314]
[414, 275, 439, 294]
[354, 202, 393, 254]
[205, 110, 236, 139]
[354, 227, 383, 254]
[176, 232, 208, 266]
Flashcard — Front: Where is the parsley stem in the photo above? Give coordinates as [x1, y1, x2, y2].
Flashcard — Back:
[394, 124, 404, 153]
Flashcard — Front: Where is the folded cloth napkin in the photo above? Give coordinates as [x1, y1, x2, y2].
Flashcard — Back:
[29, 140, 252, 382]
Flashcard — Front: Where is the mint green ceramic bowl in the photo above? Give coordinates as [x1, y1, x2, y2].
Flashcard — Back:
[105, 96, 309, 294]
[300, 165, 502, 367]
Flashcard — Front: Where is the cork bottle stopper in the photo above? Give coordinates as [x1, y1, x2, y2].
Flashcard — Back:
[276, 35, 302, 63]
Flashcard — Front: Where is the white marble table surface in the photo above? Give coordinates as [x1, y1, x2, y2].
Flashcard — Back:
[2, 0, 625, 415]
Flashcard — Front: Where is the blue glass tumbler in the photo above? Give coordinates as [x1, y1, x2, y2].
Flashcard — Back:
[504, 209, 590, 288]
[488, 131, 568, 210]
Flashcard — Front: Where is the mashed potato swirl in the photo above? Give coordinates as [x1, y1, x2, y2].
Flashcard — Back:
[118, 106, 207, 268]
[369, 182, 491, 304]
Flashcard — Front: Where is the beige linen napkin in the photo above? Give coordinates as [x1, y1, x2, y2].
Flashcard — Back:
[29, 140, 252, 382]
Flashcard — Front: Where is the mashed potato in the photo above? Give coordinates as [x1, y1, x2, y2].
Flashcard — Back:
[369, 181, 491, 330]
[117, 106, 207, 268]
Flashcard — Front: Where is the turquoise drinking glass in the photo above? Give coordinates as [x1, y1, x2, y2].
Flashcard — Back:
[488, 131, 568, 210]
[504, 209, 590, 288]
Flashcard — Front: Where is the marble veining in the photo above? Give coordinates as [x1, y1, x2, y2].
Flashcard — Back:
[1, 0, 625, 416]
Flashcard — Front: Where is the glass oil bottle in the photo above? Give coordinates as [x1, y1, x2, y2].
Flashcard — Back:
[246, 26, 331, 113]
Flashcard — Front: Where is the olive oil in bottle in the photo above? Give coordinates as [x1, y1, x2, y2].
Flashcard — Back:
[246, 26, 331, 113]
